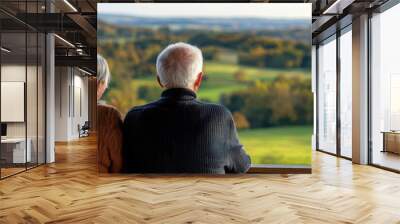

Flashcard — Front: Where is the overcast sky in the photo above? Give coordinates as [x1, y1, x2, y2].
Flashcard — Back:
[98, 3, 311, 19]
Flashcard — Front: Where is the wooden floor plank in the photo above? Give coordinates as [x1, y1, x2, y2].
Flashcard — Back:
[0, 135, 400, 223]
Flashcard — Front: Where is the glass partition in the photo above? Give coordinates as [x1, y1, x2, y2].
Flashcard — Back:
[1, 30, 28, 177]
[0, 1, 46, 179]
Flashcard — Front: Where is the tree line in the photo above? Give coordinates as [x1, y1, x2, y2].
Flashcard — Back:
[220, 74, 313, 129]
[98, 22, 311, 79]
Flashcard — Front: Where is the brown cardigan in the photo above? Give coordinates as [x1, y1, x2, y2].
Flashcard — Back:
[97, 104, 123, 173]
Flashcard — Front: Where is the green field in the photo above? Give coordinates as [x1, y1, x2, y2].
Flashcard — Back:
[238, 126, 312, 165]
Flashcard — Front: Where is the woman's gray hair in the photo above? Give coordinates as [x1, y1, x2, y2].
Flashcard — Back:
[97, 54, 111, 88]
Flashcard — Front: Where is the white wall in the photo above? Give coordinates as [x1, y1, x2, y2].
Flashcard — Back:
[55, 67, 70, 141]
[54, 67, 89, 141]
[1, 65, 30, 138]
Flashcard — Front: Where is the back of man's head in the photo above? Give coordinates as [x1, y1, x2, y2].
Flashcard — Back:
[156, 42, 203, 89]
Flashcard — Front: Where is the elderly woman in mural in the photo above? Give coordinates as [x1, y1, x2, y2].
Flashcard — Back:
[97, 54, 123, 173]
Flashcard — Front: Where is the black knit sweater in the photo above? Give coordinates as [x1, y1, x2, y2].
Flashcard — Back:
[122, 88, 251, 174]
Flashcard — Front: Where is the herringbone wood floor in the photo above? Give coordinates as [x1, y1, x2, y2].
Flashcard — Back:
[0, 135, 400, 224]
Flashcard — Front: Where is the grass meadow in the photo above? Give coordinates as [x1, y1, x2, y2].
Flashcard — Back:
[238, 126, 312, 165]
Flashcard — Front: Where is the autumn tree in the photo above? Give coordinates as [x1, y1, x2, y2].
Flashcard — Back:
[233, 112, 250, 129]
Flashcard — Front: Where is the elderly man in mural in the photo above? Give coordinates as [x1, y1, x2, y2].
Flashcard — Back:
[122, 42, 251, 174]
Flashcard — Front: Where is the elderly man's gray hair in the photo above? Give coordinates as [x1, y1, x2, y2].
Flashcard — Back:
[97, 54, 111, 87]
[156, 42, 203, 89]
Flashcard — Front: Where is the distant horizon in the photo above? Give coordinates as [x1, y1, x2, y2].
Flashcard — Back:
[98, 3, 311, 20]
[98, 13, 309, 21]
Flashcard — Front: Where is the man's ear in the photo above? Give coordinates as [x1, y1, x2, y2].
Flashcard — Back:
[157, 76, 164, 88]
[193, 72, 203, 91]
